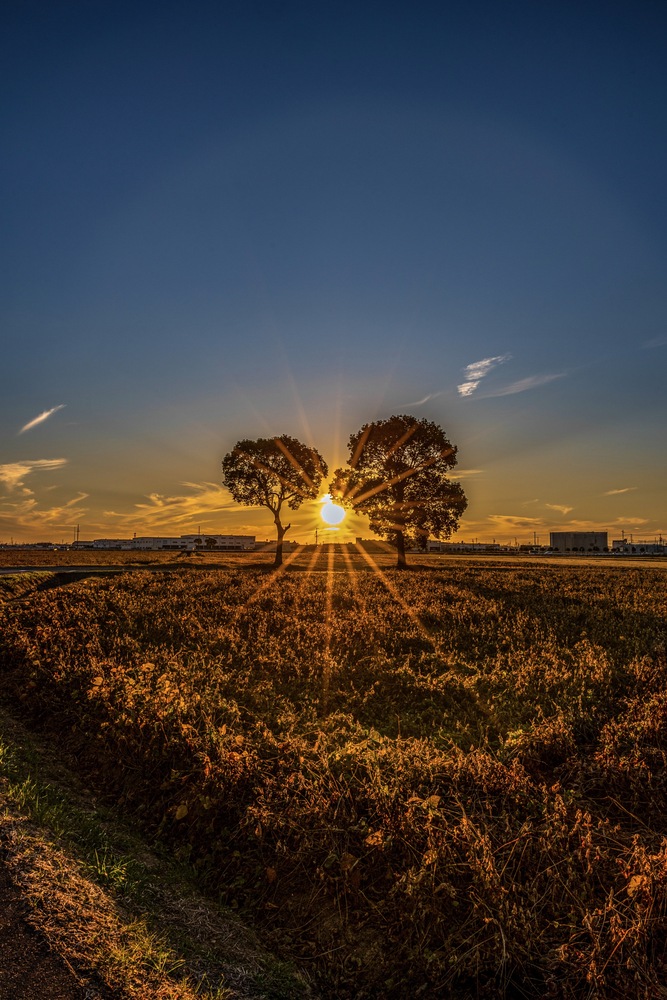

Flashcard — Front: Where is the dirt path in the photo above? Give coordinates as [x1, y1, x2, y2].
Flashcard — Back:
[0, 861, 92, 1000]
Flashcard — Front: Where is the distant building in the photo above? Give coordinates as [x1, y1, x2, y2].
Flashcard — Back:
[428, 540, 501, 553]
[612, 539, 666, 555]
[73, 538, 132, 549]
[179, 534, 255, 551]
[550, 531, 608, 552]
[73, 534, 255, 551]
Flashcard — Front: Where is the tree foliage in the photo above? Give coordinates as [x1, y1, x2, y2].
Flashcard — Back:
[222, 435, 327, 566]
[330, 414, 467, 567]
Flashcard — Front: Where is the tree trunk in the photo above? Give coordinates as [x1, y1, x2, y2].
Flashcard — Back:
[396, 530, 407, 569]
[274, 519, 290, 568]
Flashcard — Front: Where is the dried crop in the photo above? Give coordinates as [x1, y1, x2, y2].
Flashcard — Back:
[1, 558, 667, 998]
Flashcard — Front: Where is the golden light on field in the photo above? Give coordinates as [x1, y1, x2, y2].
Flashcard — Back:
[320, 494, 345, 526]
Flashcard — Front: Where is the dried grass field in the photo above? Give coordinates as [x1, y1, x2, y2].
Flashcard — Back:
[1, 556, 667, 998]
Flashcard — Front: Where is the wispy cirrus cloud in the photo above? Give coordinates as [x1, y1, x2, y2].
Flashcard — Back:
[0, 459, 68, 492]
[603, 487, 637, 496]
[19, 405, 66, 434]
[448, 469, 483, 480]
[458, 355, 511, 397]
[643, 336, 667, 349]
[482, 373, 565, 397]
[404, 390, 446, 407]
[546, 503, 574, 515]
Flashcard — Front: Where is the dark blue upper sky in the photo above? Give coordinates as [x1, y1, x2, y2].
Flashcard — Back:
[2, 0, 666, 542]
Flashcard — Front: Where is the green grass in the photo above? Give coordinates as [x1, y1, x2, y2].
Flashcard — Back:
[0, 714, 315, 999]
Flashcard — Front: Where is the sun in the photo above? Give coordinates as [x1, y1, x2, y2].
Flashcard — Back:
[320, 494, 345, 526]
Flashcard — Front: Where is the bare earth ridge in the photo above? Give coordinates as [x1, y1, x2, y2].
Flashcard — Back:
[0, 862, 90, 1000]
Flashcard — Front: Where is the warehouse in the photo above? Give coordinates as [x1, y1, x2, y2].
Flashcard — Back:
[549, 531, 608, 552]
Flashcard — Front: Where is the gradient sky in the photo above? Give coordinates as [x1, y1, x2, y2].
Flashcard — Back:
[2, 0, 666, 545]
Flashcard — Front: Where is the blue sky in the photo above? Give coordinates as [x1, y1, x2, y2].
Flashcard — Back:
[2, 0, 665, 544]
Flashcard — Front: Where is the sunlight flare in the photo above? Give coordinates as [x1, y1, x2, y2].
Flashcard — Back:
[320, 493, 345, 526]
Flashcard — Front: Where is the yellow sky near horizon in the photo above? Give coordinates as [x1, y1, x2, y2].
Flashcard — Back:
[0, 467, 662, 547]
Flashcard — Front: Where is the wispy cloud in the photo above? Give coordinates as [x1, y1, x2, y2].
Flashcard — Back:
[404, 390, 446, 407]
[449, 469, 483, 480]
[603, 487, 637, 496]
[459, 512, 656, 543]
[483, 373, 565, 397]
[0, 492, 88, 535]
[563, 517, 649, 530]
[103, 482, 238, 532]
[546, 503, 574, 515]
[0, 459, 68, 491]
[458, 355, 511, 397]
[643, 335, 667, 349]
[19, 405, 66, 435]
[488, 514, 544, 529]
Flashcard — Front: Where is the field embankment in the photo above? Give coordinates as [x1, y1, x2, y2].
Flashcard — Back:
[1, 558, 667, 997]
[0, 705, 313, 999]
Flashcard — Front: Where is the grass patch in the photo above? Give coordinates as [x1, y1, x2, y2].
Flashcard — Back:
[0, 711, 315, 1000]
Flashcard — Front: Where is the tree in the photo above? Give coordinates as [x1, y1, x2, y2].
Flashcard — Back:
[222, 435, 327, 567]
[330, 414, 467, 569]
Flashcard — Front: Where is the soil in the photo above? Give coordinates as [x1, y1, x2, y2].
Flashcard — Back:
[0, 860, 90, 1000]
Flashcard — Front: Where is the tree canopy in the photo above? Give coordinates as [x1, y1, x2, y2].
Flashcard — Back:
[330, 414, 467, 568]
[222, 435, 327, 566]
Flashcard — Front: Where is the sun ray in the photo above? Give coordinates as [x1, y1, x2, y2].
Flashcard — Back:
[232, 544, 303, 616]
[349, 424, 373, 470]
[349, 446, 455, 506]
[273, 437, 318, 491]
[230, 446, 311, 502]
[352, 542, 435, 648]
[320, 542, 336, 715]
[232, 392, 274, 435]
[341, 544, 366, 615]
[386, 421, 417, 457]
[283, 366, 319, 456]
[302, 542, 323, 581]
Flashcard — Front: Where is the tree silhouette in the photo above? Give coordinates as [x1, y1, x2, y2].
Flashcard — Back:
[330, 414, 467, 569]
[222, 435, 327, 567]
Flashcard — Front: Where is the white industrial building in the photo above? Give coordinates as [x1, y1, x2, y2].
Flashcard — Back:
[612, 539, 665, 555]
[74, 534, 255, 551]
